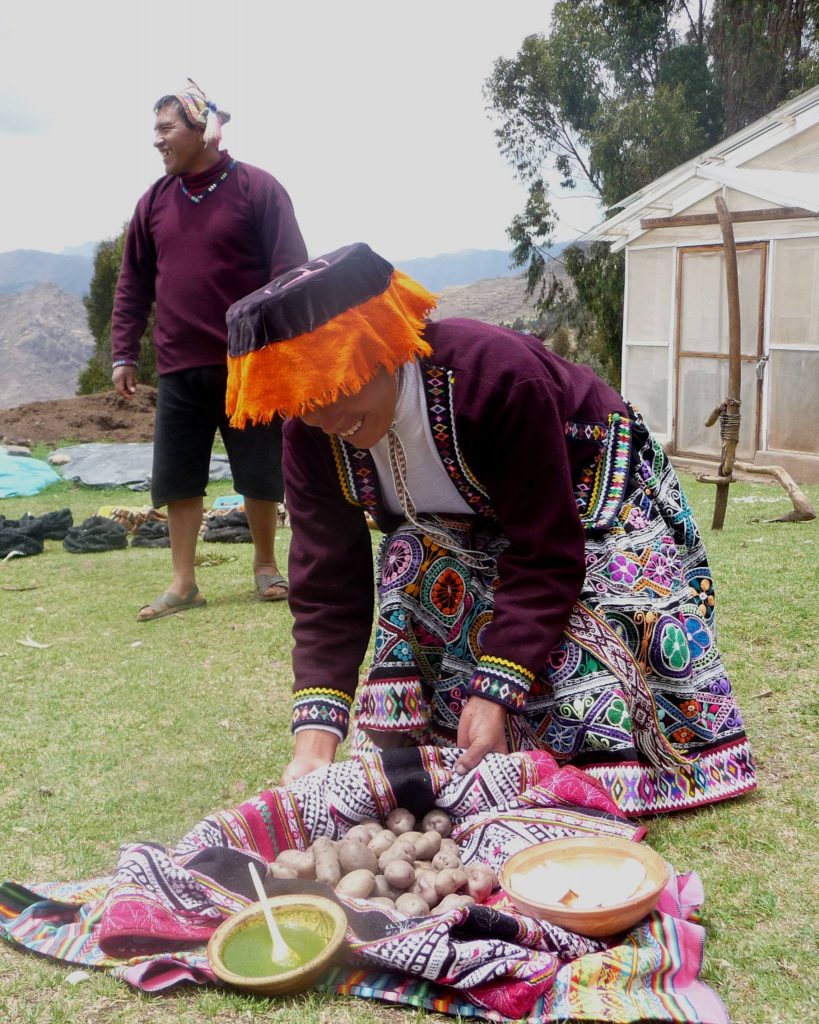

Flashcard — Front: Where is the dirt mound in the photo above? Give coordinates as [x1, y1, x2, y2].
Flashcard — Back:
[0, 387, 157, 446]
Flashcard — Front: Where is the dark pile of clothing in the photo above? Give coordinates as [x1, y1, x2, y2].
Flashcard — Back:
[0, 509, 73, 558]
[202, 507, 252, 543]
[1, 503, 273, 557]
[62, 516, 129, 554]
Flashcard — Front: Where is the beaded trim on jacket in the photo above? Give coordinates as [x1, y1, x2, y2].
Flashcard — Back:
[178, 159, 237, 204]
[327, 363, 634, 534]
[329, 362, 495, 523]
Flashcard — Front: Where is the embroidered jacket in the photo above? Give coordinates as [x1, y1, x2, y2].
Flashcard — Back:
[284, 319, 630, 739]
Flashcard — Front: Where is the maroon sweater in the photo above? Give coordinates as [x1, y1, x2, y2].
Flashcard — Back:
[284, 319, 630, 738]
[111, 151, 307, 375]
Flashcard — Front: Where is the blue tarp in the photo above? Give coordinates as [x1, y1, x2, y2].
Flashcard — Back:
[0, 453, 61, 498]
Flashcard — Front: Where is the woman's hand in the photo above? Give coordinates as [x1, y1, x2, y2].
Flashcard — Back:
[280, 728, 340, 785]
[454, 696, 509, 774]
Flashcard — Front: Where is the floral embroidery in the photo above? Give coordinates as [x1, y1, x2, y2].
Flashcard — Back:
[684, 615, 711, 660]
[661, 622, 691, 672]
[689, 575, 716, 620]
[608, 552, 640, 586]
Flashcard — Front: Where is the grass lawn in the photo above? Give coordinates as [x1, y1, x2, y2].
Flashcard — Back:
[0, 465, 817, 1024]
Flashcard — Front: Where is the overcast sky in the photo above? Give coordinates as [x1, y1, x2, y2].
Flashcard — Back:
[0, 1, 602, 261]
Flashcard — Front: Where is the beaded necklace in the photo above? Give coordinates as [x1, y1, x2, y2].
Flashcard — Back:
[179, 159, 237, 204]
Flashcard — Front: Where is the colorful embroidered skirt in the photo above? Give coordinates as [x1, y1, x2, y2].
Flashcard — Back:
[354, 426, 757, 816]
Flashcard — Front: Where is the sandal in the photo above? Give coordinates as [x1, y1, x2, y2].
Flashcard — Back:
[138, 585, 206, 622]
[255, 573, 288, 602]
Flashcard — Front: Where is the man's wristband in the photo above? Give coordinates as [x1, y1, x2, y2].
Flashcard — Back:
[112, 359, 136, 369]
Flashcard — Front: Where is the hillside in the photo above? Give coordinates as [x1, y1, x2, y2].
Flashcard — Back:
[431, 271, 540, 324]
[0, 285, 94, 410]
[394, 242, 570, 292]
[0, 249, 93, 296]
[0, 270, 554, 443]
[0, 251, 564, 433]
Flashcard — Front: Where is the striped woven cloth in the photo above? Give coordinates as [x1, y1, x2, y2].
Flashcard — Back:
[0, 748, 728, 1023]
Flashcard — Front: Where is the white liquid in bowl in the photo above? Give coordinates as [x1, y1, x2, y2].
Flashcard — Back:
[511, 855, 646, 909]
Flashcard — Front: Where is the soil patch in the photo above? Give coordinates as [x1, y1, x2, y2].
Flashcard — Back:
[0, 387, 157, 446]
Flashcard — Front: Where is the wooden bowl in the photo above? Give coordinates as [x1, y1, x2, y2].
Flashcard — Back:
[499, 836, 669, 938]
[207, 893, 348, 996]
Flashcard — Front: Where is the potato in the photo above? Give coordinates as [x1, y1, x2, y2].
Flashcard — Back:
[432, 848, 462, 871]
[359, 819, 382, 839]
[275, 848, 316, 879]
[344, 824, 373, 845]
[465, 863, 498, 904]
[394, 892, 429, 917]
[431, 893, 475, 915]
[414, 830, 442, 860]
[440, 837, 460, 855]
[372, 874, 401, 900]
[335, 868, 375, 898]
[369, 896, 396, 908]
[267, 863, 297, 879]
[378, 841, 415, 872]
[414, 860, 435, 873]
[313, 837, 341, 886]
[338, 839, 378, 875]
[409, 871, 440, 908]
[384, 859, 415, 890]
[434, 867, 467, 898]
[421, 809, 453, 837]
[368, 830, 397, 857]
[386, 808, 416, 834]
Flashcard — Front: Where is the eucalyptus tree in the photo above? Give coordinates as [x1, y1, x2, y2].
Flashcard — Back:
[486, 0, 819, 384]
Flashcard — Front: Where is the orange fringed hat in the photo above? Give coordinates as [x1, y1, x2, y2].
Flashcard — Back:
[225, 243, 437, 427]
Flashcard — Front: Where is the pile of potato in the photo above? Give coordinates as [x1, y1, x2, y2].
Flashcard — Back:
[270, 807, 498, 918]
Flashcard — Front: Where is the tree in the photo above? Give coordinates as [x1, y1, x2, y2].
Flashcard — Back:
[77, 229, 156, 394]
[711, 1, 819, 134]
[486, 0, 819, 385]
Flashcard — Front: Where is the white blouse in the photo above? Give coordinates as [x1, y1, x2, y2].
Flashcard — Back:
[370, 359, 473, 516]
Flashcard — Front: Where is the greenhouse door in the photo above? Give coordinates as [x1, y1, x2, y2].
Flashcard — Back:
[674, 243, 766, 460]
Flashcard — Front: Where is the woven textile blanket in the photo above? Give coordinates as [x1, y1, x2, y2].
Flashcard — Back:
[0, 748, 729, 1023]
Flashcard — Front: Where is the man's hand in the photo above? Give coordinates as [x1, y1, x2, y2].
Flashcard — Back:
[454, 696, 509, 775]
[112, 364, 137, 399]
[280, 728, 340, 785]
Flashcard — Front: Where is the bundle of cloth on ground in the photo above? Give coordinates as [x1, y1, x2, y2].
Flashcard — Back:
[0, 508, 73, 558]
[0, 748, 729, 1023]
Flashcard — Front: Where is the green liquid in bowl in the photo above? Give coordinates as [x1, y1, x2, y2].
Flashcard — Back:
[221, 920, 328, 978]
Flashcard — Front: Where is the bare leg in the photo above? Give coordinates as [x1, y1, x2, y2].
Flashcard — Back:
[245, 497, 286, 600]
[137, 497, 204, 621]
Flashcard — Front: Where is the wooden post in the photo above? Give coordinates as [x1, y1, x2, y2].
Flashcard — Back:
[709, 195, 743, 530]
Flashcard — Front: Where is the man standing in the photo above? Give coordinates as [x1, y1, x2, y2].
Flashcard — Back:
[111, 80, 307, 621]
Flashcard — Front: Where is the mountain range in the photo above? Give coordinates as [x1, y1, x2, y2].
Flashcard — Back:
[0, 245, 549, 298]
[0, 243, 567, 411]
[0, 249, 94, 297]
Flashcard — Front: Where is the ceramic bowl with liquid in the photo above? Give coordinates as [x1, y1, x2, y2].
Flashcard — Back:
[499, 835, 669, 938]
[207, 893, 348, 996]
